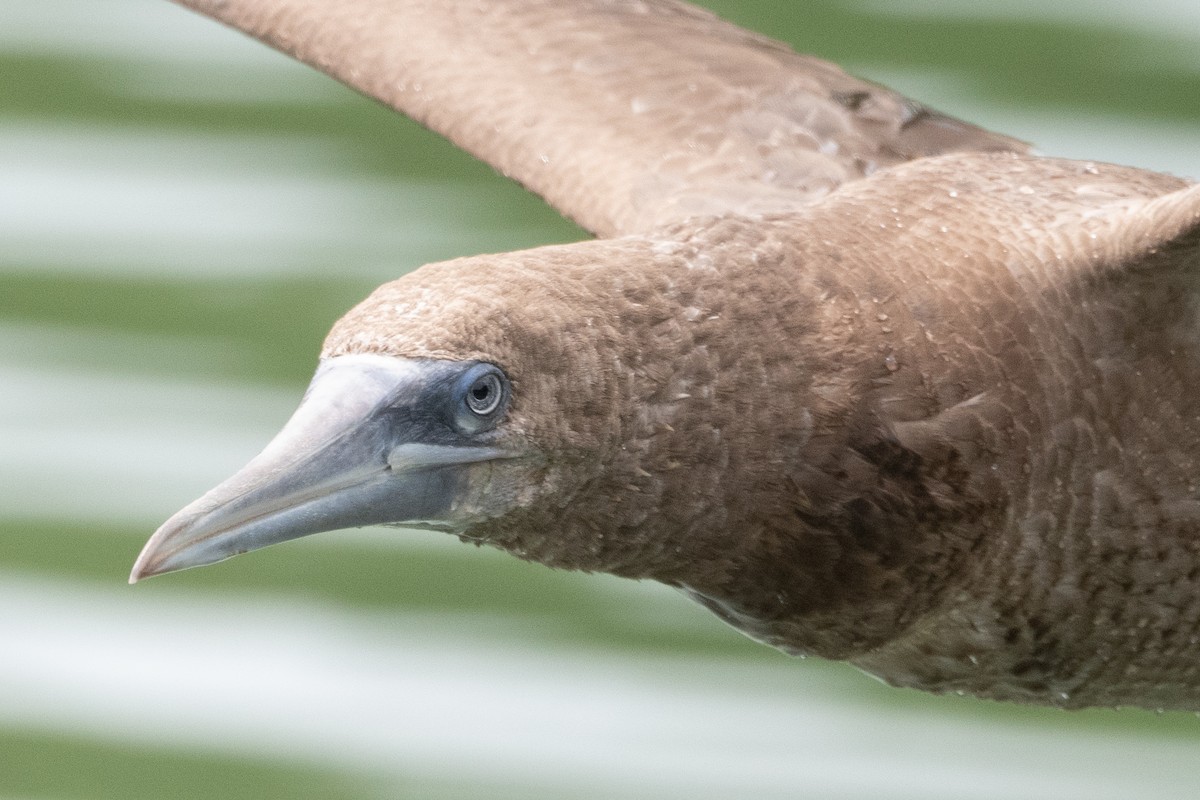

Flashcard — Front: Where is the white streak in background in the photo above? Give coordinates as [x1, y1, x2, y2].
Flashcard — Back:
[1007, 112, 1200, 181]
[849, 72, 1200, 181]
[4, 106, 1197, 282]
[6, 0, 1200, 64]
[0, 346, 295, 523]
[0, 572, 1196, 800]
[0, 125, 546, 280]
[0, 0, 291, 65]
[855, 0, 1200, 39]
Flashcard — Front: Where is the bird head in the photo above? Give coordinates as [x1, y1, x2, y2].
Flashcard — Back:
[130, 235, 705, 581]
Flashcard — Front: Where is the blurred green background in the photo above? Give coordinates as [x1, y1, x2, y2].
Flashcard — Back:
[3, 1, 1200, 798]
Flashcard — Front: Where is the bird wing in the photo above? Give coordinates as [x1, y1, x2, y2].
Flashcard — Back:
[170, 0, 1029, 237]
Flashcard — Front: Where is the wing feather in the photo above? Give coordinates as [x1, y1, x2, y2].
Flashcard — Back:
[173, 0, 1028, 235]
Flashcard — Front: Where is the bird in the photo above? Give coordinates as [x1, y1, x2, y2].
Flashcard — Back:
[129, 0, 1200, 711]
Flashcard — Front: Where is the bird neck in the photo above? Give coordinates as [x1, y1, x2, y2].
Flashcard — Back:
[462, 215, 1004, 660]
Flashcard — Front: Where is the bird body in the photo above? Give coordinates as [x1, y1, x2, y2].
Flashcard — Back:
[132, 0, 1200, 710]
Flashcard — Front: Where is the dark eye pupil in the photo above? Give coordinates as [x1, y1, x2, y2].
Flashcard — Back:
[471, 384, 490, 401]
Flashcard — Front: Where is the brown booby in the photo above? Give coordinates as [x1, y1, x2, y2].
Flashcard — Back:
[130, 0, 1200, 711]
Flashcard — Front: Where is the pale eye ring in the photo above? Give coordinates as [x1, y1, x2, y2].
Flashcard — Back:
[465, 372, 503, 416]
[452, 362, 510, 434]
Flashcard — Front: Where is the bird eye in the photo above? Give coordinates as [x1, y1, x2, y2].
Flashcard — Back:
[466, 373, 502, 416]
[453, 363, 509, 433]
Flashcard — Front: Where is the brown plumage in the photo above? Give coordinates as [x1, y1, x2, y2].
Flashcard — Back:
[131, 0, 1200, 710]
